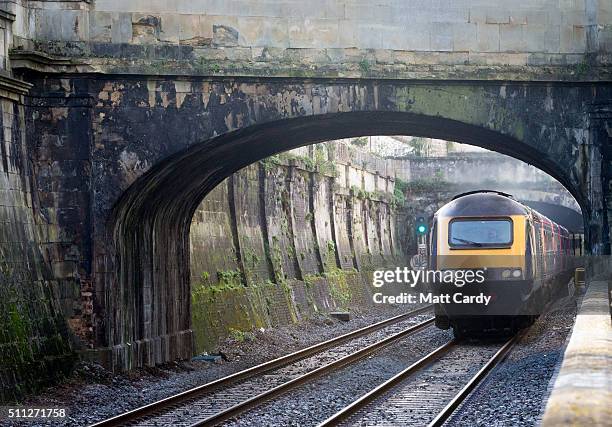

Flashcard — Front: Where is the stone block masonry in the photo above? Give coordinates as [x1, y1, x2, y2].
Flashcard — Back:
[12, 72, 607, 376]
[4, 0, 611, 81]
[0, 80, 75, 403]
[542, 277, 612, 426]
[189, 143, 405, 353]
[187, 143, 584, 353]
[0, 0, 605, 401]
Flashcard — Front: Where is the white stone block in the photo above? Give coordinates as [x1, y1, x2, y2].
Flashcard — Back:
[176, 14, 213, 43]
[469, 52, 528, 65]
[235, 1, 286, 18]
[379, 26, 410, 51]
[353, 23, 385, 50]
[345, 4, 394, 23]
[469, 7, 509, 24]
[598, 25, 612, 53]
[237, 16, 289, 48]
[288, 18, 339, 49]
[90, 12, 113, 43]
[559, 0, 586, 11]
[398, 23, 431, 51]
[509, 10, 548, 26]
[278, 2, 318, 19]
[522, 25, 550, 52]
[96, 0, 177, 13]
[149, 13, 177, 44]
[598, 3, 612, 25]
[451, 22, 478, 51]
[561, 10, 589, 26]
[500, 24, 525, 52]
[560, 24, 586, 53]
[430, 24, 453, 51]
[476, 23, 499, 52]
[109, 12, 132, 44]
[543, 25, 561, 53]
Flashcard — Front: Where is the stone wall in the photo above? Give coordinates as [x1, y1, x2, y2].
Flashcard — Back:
[189, 143, 404, 352]
[5, 1, 611, 80]
[16, 72, 604, 373]
[391, 152, 580, 212]
[188, 143, 584, 352]
[0, 81, 74, 402]
[392, 152, 582, 253]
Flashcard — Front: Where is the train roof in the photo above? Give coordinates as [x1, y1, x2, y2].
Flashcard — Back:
[436, 191, 529, 217]
[436, 190, 570, 235]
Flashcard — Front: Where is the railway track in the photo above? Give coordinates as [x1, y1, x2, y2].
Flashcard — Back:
[90, 305, 432, 427]
[318, 333, 522, 427]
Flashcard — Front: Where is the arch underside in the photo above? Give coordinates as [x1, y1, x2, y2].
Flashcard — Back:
[106, 108, 587, 368]
[520, 200, 584, 232]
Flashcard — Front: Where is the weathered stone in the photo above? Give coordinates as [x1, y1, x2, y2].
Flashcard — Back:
[0, 0, 608, 397]
[213, 24, 239, 47]
[330, 312, 350, 322]
[0, 81, 75, 403]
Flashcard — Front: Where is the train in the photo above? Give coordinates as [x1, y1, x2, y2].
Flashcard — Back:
[428, 190, 575, 338]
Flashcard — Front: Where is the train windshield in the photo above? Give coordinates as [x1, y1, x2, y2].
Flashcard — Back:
[449, 218, 513, 248]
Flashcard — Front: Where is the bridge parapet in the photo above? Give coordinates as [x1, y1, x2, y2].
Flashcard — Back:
[2, 0, 611, 80]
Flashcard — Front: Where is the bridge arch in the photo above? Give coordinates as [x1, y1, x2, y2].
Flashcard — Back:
[103, 97, 589, 368]
[74, 76, 607, 368]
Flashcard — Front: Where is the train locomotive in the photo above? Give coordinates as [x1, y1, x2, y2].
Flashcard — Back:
[429, 190, 575, 338]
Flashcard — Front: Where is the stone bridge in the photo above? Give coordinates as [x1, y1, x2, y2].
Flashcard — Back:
[0, 0, 610, 387]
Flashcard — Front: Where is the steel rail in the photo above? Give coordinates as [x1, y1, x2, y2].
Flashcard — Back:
[317, 340, 456, 426]
[427, 333, 521, 427]
[90, 305, 431, 427]
[318, 334, 521, 427]
[188, 318, 435, 427]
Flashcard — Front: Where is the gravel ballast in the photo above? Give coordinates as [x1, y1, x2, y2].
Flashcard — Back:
[5, 305, 415, 427]
[447, 293, 578, 427]
[223, 293, 578, 426]
[4, 291, 578, 427]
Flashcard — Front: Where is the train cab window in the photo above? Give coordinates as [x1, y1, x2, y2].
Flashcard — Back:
[449, 218, 513, 248]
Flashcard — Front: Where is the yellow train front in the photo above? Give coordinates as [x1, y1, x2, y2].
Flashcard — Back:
[429, 190, 573, 338]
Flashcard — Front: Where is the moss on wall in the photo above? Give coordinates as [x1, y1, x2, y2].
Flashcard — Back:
[0, 97, 75, 402]
[189, 145, 398, 354]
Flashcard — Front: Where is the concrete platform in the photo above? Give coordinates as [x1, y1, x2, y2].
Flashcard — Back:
[542, 280, 611, 426]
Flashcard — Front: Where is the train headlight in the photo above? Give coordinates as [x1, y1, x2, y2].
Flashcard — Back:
[502, 269, 511, 278]
[512, 269, 522, 278]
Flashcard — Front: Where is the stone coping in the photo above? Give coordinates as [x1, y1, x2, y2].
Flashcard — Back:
[541, 279, 612, 426]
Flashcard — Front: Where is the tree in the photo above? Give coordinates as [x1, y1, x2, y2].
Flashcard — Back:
[408, 137, 429, 157]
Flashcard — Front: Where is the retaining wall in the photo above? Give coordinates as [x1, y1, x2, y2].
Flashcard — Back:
[189, 143, 404, 352]
[0, 88, 74, 402]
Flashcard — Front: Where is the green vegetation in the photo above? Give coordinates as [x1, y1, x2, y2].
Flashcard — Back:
[8, 303, 28, 339]
[325, 268, 353, 310]
[576, 59, 591, 76]
[403, 178, 451, 192]
[350, 185, 368, 199]
[358, 59, 371, 74]
[243, 250, 260, 269]
[324, 240, 337, 270]
[350, 136, 368, 147]
[395, 177, 409, 193]
[228, 327, 255, 343]
[258, 146, 337, 176]
[408, 137, 429, 157]
[218, 269, 242, 287]
[260, 154, 282, 171]
[393, 178, 407, 208]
